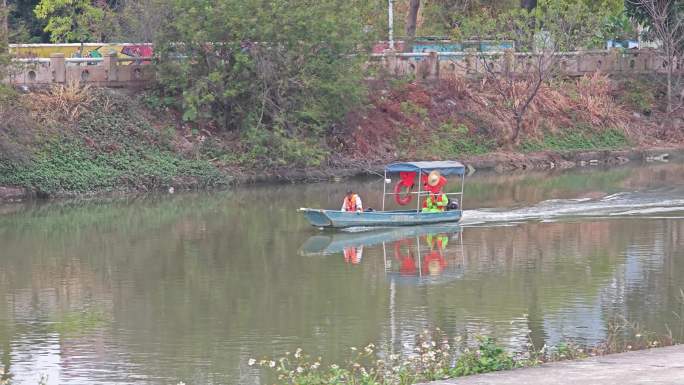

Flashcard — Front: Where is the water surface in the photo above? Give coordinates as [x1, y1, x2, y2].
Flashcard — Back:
[1, 162, 684, 384]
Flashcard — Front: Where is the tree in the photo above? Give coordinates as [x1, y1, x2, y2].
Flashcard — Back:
[405, 0, 420, 41]
[463, 0, 610, 145]
[34, 0, 110, 42]
[156, 0, 377, 166]
[627, 0, 683, 114]
[0, 0, 9, 78]
[112, 0, 170, 42]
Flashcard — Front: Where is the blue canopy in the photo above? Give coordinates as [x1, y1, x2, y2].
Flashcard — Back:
[385, 161, 466, 176]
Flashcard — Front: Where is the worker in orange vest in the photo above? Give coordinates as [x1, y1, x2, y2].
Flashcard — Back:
[341, 190, 363, 212]
[422, 171, 448, 213]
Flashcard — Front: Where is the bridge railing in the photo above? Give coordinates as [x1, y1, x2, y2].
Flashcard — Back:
[2, 48, 679, 87]
[371, 49, 680, 80]
[5, 52, 155, 87]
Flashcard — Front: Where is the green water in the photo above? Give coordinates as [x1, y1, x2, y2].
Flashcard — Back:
[1, 162, 684, 384]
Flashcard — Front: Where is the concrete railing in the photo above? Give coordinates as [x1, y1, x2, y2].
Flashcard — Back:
[3, 48, 679, 88]
[372, 49, 681, 80]
[5, 52, 155, 87]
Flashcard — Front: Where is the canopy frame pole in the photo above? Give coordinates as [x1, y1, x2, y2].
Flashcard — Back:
[416, 169, 422, 213]
[382, 170, 387, 211]
[460, 172, 465, 210]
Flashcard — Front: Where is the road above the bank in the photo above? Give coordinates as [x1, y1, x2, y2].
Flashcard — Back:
[419, 344, 684, 385]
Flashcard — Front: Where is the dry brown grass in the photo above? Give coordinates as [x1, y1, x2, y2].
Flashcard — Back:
[27, 79, 95, 123]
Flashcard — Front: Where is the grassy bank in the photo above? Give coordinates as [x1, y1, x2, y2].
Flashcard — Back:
[0, 73, 681, 197]
[0, 84, 227, 196]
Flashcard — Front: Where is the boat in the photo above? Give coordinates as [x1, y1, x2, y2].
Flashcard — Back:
[299, 161, 466, 229]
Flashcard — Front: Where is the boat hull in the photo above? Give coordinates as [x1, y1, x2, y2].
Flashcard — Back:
[299, 208, 462, 229]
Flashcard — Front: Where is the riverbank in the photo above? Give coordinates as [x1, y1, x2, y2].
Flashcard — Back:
[1, 73, 682, 202]
[417, 344, 684, 385]
[1, 146, 680, 202]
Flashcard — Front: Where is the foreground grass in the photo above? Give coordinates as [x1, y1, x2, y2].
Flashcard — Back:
[249, 315, 679, 385]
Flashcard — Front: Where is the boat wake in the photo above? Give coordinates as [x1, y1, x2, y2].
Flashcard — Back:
[462, 187, 684, 227]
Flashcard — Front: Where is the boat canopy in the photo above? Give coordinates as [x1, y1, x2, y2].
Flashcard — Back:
[385, 161, 466, 176]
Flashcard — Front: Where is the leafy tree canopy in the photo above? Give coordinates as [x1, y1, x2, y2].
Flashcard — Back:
[154, 0, 379, 166]
[34, 0, 107, 42]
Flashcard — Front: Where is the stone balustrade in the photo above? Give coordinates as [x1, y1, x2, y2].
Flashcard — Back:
[2, 49, 679, 88]
[374, 49, 680, 80]
[5, 52, 155, 88]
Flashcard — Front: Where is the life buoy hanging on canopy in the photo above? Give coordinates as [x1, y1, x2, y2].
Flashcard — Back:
[394, 171, 416, 206]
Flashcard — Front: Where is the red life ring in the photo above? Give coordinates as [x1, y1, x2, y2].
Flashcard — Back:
[394, 171, 416, 206]
[394, 181, 413, 205]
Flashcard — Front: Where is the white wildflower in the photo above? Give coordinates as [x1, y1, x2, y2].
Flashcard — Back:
[269, 361, 276, 368]
[330, 364, 339, 370]
[296, 366, 304, 373]
[248, 358, 256, 366]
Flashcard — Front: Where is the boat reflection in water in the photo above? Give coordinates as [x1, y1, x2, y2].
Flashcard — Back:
[300, 225, 465, 284]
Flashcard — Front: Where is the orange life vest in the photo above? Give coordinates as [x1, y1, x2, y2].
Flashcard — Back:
[344, 194, 359, 211]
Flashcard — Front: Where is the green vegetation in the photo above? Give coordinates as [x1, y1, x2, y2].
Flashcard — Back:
[620, 78, 656, 114]
[0, 88, 226, 195]
[151, 0, 380, 167]
[426, 122, 495, 157]
[251, 319, 679, 385]
[520, 127, 629, 153]
[34, 0, 109, 43]
[251, 332, 520, 385]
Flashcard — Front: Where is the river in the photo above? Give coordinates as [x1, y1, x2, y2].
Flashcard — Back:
[0, 161, 683, 384]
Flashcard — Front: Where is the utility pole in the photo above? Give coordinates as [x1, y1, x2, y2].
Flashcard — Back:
[388, 0, 394, 50]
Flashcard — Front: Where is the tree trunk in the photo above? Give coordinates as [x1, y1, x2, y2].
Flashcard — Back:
[667, 61, 673, 113]
[520, 0, 536, 11]
[1, 0, 7, 44]
[405, 0, 420, 51]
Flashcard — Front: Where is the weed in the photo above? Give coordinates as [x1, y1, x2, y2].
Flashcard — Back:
[400, 101, 428, 120]
[619, 79, 656, 114]
[520, 127, 629, 152]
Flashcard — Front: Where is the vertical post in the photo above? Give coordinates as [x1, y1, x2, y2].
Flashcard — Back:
[388, 0, 394, 50]
[427, 50, 439, 79]
[382, 170, 387, 211]
[103, 51, 118, 82]
[50, 53, 66, 83]
[416, 170, 422, 212]
[459, 172, 465, 211]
